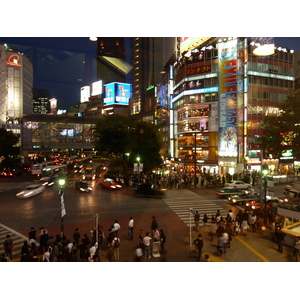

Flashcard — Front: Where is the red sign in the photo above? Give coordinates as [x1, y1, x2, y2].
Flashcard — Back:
[185, 61, 211, 77]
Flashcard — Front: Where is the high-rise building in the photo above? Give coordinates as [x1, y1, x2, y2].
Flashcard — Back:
[168, 37, 294, 176]
[33, 89, 51, 114]
[0, 45, 33, 139]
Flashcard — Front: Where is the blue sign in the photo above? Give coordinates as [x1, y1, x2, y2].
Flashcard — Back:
[104, 82, 132, 106]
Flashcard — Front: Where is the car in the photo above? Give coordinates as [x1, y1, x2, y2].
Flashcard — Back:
[135, 183, 165, 198]
[75, 180, 92, 192]
[225, 181, 252, 189]
[0, 168, 22, 177]
[16, 184, 46, 198]
[99, 178, 122, 190]
[214, 187, 243, 197]
[41, 176, 57, 187]
[228, 191, 260, 205]
[245, 196, 287, 211]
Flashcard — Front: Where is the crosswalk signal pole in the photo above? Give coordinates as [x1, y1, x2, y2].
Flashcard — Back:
[189, 208, 194, 250]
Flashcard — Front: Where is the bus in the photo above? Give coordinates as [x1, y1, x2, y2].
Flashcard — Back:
[82, 163, 101, 180]
[31, 162, 51, 177]
[32, 162, 67, 178]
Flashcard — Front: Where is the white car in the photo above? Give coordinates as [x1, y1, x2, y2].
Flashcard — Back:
[16, 184, 46, 198]
[225, 181, 252, 190]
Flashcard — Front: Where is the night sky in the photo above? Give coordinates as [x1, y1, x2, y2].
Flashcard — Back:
[0, 37, 300, 109]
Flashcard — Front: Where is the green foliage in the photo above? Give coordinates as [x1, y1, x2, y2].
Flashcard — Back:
[93, 115, 163, 172]
[260, 90, 300, 159]
[0, 129, 19, 157]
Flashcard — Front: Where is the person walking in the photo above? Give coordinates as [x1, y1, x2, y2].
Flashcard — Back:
[160, 229, 166, 253]
[112, 220, 121, 237]
[193, 233, 204, 261]
[89, 242, 98, 262]
[3, 234, 13, 261]
[28, 227, 36, 241]
[143, 232, 152, 259]
[73, 228, 80, 246]
[39, 229, 49, 253]
[275, 227, 285, 253]
[194, 211, 200, 232]
[151, 216, 158, 231]
[128, 217, 134, 240]
[111, 236, 120, 261]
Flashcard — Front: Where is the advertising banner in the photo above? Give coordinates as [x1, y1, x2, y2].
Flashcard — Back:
[218, 40, 238, 157]
[104, 82, 131, 106]
[104, 83, 115, 106]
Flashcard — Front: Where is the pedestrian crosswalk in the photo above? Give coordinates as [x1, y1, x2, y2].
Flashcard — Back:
[163, 190, 229, 227]
[0, 223, 29, 262]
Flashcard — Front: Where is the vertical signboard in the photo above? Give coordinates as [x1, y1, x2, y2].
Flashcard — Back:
[7, 67, 14, 117]
[104, 83, 115, 106]
[80, 86, 90, 103]
[218, 40, 238, 157]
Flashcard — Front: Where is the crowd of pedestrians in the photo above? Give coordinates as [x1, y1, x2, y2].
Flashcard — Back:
[1, 214, 167, 262]
[192, 206, 300, 261]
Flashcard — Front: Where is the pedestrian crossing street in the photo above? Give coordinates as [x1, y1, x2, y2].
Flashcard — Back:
[0, 223, 29, 261]
[163, 190, 229, 227]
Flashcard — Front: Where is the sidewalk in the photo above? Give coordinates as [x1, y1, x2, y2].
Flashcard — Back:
[9, 187, 294, 262]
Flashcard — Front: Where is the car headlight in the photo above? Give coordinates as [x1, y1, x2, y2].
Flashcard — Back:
[232, 199, 237, 203]
[88, 187, 92, 190]
[16, 191, 24, 196]
[24, 191, 33, 197]
[251, 205, 255, 209]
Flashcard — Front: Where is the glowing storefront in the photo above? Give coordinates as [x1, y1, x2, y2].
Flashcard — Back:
[170, 37, 294, 175]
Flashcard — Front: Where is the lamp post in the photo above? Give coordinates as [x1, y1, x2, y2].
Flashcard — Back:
[261, 163, 269, 212]
[194, 132, 197, 188]
[58, 178, 66, 234]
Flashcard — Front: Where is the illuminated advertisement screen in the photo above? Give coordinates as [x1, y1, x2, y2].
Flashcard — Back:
[157, 84, 168, 107]
[91, 80, 103, 96]
[104, 83, 115, 105]
[104, 82, 131, 106]
[218, 40, 238, 157]
[115, 83, 131, 105]
[180, 37, 211, 54]
[80, 86, 90, 103]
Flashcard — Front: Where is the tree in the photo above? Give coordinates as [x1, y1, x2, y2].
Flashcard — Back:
[0, 129, 19, 157]
[93, 115, 163, 173]
[260, 90, 300, 159]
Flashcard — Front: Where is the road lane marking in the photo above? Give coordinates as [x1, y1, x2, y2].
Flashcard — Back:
[234, 236, 269, 262]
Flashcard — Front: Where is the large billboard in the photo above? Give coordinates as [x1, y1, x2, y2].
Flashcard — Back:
[218, 40, 238, 157]
[104, 82, 131, 106]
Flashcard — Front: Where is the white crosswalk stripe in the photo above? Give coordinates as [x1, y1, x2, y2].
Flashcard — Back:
[0, 223, 29, 261]
[164, 190, 229, 226]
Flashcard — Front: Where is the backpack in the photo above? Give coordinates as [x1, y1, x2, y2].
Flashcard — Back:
[113, 238, 120, 248]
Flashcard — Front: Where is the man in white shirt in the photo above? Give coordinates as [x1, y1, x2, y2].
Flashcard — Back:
[112, 220, 121, 237]
[89, 242, 98, 262]
[143, 232, 152, 259]
[128, 217, 134, 240]
[111, 237, 120, 261]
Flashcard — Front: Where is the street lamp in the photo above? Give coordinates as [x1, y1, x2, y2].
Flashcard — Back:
[58, 178, 66, 234]
[261, 163, 269, 212]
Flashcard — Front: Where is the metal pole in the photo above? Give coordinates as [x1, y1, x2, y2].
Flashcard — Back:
[95, 214, 99, 245]
[260, 151, 264, 213]
[190, 208, 192, 248]
[60, 187, 64, 234]
[194, 133, 197, 188]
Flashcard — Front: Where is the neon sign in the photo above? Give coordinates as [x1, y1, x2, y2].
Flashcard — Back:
[7, 54, 21, 67]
